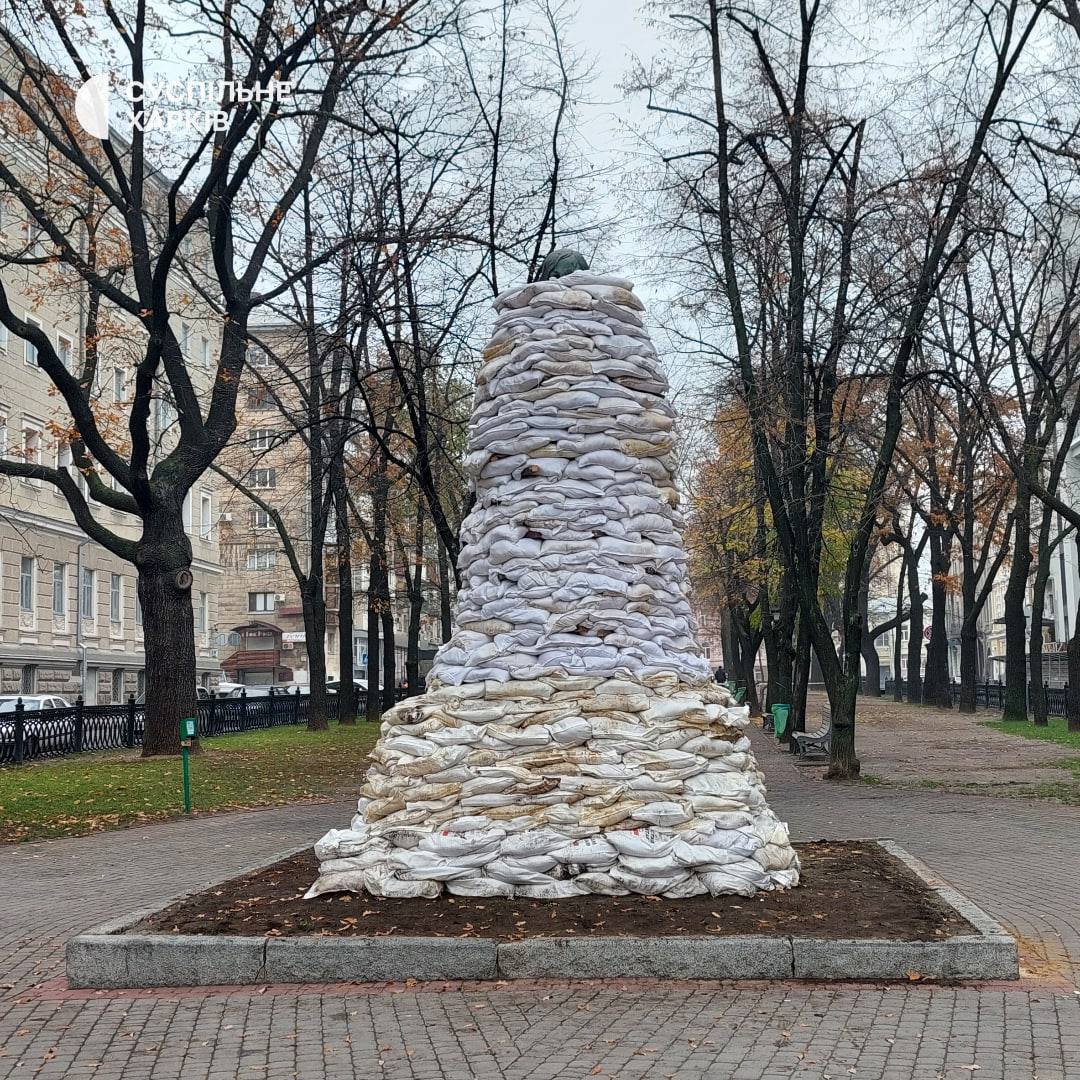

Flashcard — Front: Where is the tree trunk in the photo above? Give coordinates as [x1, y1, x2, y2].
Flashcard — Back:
[365, 557, 381, 724]
[1029, 511, 1054, 727]
[790, 615, 811, 742]
[825, 670, 860, 780]
[893, 550, 906, 702]
[769, 571, 796, 715]
[862, 640, 881, 698]
[300, 581, 329, 731]
[858, 556, 881, 697]
[923, 529, 952, 708]
[1002, 493, 1031, 722]
[761, 612, 778, 712]
[958, 618, 979, 713]
[437, 534, 453, 642]
[405, 505, 425, 698]
[136, 512, 198, 757]
[381, 603, 396, 711]
[334, 484, 356, 725]
[1069, 551, 1080, 733]
[906, 562, 925, 705]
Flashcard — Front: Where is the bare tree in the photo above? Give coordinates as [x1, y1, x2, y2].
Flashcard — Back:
[0, 1, 445, 753]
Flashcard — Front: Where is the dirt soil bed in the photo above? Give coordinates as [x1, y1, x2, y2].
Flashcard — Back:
[138, 842, 973, 942]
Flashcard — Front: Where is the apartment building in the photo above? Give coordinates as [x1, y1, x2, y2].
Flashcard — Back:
[0, 270, 224, 701]
[212, 324, 443, 687]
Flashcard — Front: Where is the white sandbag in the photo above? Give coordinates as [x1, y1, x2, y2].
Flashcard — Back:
[485, 860, 560, 886]
[550, 716, 593, 745]
[500, 829, 567, 858]
[607, 829, 676, 859]
[550, 836, 618, 866]
[363, 870, 441, 899]
[574, 871, 630, 896]
[446, 876, 516, 898]
[631, 802, 691, 827]
[418, 829, 506, 857]
[608, 865, 690, 895]
[517, 879, 585, 899]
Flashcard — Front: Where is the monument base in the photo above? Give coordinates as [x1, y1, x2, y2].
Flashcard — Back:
[308, 675, 800, 899]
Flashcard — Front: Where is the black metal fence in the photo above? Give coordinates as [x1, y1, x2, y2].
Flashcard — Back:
[879, 678, 1069, 715]
[0, 688, 347, 767]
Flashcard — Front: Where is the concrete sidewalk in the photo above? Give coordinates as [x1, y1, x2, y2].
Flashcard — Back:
[0, 728, 1077, 1079]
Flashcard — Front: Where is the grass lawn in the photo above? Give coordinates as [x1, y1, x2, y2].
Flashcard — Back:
[982, 715, 1080, 751]
[0, 720, 380, 843]
[981, 716, 1080, 803]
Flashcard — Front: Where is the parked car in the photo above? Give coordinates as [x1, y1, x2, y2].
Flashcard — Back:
[0, 695, 71, 762]
[134, 686, 211, 705]
[326, 679, 367, 694]
[217, 683, 300, 698]
[0, 695, 71, 712]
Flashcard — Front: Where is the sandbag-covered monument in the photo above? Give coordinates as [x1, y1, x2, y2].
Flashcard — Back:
[308, 255, 799, 900]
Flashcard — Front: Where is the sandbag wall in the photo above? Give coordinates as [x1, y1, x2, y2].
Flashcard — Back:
[309, 271, 799, 900]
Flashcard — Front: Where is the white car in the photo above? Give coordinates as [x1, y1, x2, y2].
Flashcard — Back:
[0, 694, 71, 712]
[0, 695, 71, 762]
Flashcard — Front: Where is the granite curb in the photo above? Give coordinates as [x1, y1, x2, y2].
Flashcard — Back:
[66, 839, 1018, 988]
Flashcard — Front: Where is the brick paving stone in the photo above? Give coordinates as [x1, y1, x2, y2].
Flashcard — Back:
[1, 729, 1079, 1077]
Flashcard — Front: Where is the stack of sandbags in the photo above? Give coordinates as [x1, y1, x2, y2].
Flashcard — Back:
[308, 270, 799, 900]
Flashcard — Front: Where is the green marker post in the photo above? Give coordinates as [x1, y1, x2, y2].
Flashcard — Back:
[180, 716, 196, 813]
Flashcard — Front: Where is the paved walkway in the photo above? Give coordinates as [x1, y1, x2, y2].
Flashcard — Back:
[804, 691, 1078, 790]
[1, 727, 1078, 1079]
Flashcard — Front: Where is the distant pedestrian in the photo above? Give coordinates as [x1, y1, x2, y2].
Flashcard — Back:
[714, 664, 727, 684]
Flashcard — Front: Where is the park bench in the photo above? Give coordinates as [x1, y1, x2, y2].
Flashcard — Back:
[792, 704, 831, 764]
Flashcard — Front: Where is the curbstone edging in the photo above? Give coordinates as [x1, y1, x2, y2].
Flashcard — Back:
[264, 936, 498, 983]
[65, 839, 1019, 988]
[496, 936, 793, 980]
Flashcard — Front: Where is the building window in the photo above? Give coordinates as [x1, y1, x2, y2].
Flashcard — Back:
[248, 592, 275, 613]
[21, 664, 36, 694]
[24, 315, 41, 366]
[200, 492, 213, 540]
[180, 321, 190, 357]
[136, 669, 145, 698]
[249, 428, 276, 451]
[81, 568, 96, 619]
[22, 422, 42, 480]
[250, 508, 272, 530]
[251, 468, 276, 489]
[110, 573, 123, 624]
[56, 333, 73, 371]
[183, 490, 193, 533]
[19, 556, 35, 611]
[135, 593, 143, 628]
[247, 547, 277, 570]
[246, 384, 272, 409]
[112, 668, 124, 702]
[112, 367, 125, 403]
[52, 562, 66, 616]
[250, 346, 271, 368]
[195, 591, 209, 632]
[23, 221, 44, 257]
[200, 335, 210, 368]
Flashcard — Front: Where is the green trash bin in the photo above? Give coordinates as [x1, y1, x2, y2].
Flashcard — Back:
[734, 686, 746, 704]
[771, 703, 791, 739]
